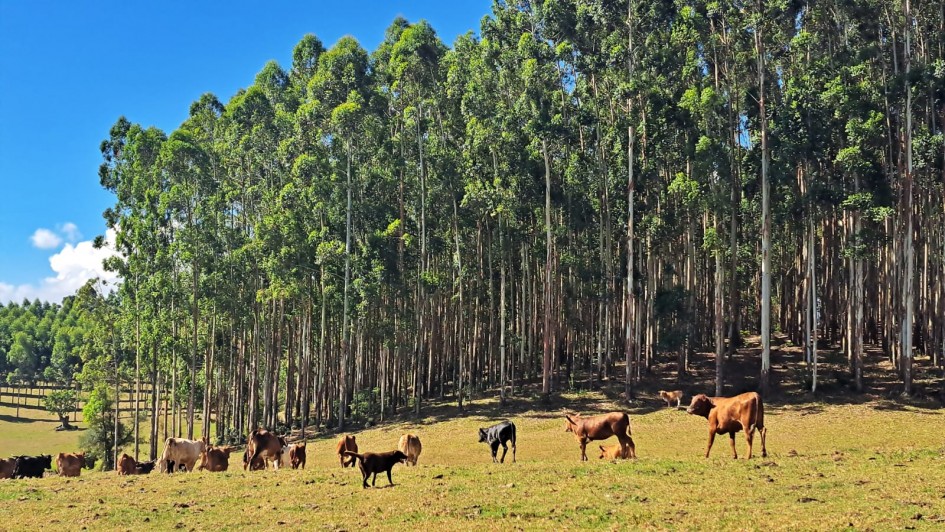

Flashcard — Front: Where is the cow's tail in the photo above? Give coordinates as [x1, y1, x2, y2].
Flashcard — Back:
[752, 393, 765, 433]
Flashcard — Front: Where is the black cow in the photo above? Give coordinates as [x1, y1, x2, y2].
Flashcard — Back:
[478, 421, 517, 463]
[135, 460, 157, 474]
[12, 454, 52, 479]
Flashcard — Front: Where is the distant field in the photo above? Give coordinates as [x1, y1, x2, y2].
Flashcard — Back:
[1, 392, 944, 530]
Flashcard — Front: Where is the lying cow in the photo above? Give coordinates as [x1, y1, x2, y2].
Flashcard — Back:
[157, 437, 207, 473]
[686, 392, 768, 459]
[199, 446, 236, 472]
[336, 434, 358, 468]
[478, 421, 516, 463]
[244, 429, 283, 471]
[565, 412, 636, 461]
[0, 457, 15, 479]
[56, 452, 85, 477]
[598, 443, 631, 460]
[12, 455, 52, 479]
[398, 434, 422, 466]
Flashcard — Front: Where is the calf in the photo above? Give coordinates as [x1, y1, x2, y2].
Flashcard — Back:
[56, 452, 85, 477]
[336, 435, 358, 468]
[659, 390, 684, 408]
[12, 455, 52, 479]
[135, 460, 156, 475]
[477, 421, 517, 463]
[598, 443, 630, 460]
[157, 437, 207, 473]
[289, 442, 306, 469]
[244, 429, 283, 471]
[0, 458, 15, 479]
[686, 391, 768, 459]
[343, 450, 408, 489]
[199, 446, 236, 472]
[397, 434, 422, 466]
[564, 412, 636, 461]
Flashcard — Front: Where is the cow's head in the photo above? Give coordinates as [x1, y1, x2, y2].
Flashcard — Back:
[39, 455, 52, 469]
[686, 394, 713, 418]
[478, 428, 487, 443]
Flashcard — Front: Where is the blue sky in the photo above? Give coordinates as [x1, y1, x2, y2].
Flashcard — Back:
[0, 0, 492, 303]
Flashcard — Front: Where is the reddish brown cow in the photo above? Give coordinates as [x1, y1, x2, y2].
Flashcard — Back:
[57, 452, 85, 477]
[336, 435, 358, 468]
[199, 446, 236, 472]
[564, 412, 637, 461]
[686, 392, 768, 459]
[244, 429, 284, 470]
[117, 453, 136, 476]
[289, 442, 306, 469]
[598, 443, 630, 460]
[0, 457, 16, 479]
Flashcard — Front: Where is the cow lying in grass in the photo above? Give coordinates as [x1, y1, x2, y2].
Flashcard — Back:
[200, 446, 237, 472]
[565, 412, 636, 461]
[56, 452, 85, 477]
[686, 391, 768, 459]
[117, 454, 155, 475]
[598, 443, 631, 460]
[12, 455, 52, 478]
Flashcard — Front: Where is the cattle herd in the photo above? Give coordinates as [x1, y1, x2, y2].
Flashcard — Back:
[0, 391, 768, 486]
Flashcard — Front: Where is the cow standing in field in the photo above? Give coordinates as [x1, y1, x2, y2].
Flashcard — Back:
[56, 452, 85, 477]
[477, 421, 517, 463]
[398, 434, 422, 466]
[157, 438, 207, 473]
[336, 435, 358, 468]
[12, 455, 52, 478]
[244, 429, 284, 471]
[199, 446, 236, 472]
[686, 392, 768, 459]
[278, 442, 307, 469]
[659, 390, 684, 408]
[564, 412, 636, 461]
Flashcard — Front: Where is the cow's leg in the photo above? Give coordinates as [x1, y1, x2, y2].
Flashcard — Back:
[760, 427, 768, 458]
[491, 441, 500, 463]
[746, 428, 755, 459]
[580, 439, 588, 461]
[705, 431, 716, 458]
[729, 433, 738, 459]
[625, 436, 637, 459]
[499, 442, 508, 464]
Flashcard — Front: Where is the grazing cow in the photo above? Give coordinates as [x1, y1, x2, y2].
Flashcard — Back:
[289, 442, 306, 469]
[12, 455, 52, 479]
[659, 390, 684, 408]
[564, 412, 636, 461]
[477, 421, 517, 463]
[157, 437, 207, 473]
[336, 435, 358, 468]
[199, 446, 236, 472]
[0, 457, 16, 479]
[686, 392, 768, 459]
[56, 452, 85, 477]
[244, 429, 283, 471]
[598, 444, 630, 460]
[397, 434, 422, 466]
[343, 450, 408, 489]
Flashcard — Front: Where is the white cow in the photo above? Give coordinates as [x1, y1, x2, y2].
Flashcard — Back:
[157, 437, 207, 473]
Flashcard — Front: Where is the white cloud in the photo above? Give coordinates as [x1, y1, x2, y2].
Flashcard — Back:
[30, 228, 63, 249]
[59, 222, 82, 242]
[0, 229, 121, 304]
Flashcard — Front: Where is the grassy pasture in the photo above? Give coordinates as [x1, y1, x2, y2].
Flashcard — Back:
[1, 392, 944, 531]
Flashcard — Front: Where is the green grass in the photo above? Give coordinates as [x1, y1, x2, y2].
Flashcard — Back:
[2, 394, 945, 530]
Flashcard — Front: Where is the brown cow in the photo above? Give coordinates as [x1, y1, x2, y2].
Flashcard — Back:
[117, 453, 136, 476]
[336, 435, 358, 468]
[686, 392, 768, 459]
[564, 412, 637, 461]
[0, 457, 16, 479]
[397, 434, 422, 466]
[659, 390, 684, 408]
[199, 446, 236, 472]
[244, 429, 283, 470]
[56, 452, 85, 477]
[598, 443, 630, 460]
[289, 442, 306, 469]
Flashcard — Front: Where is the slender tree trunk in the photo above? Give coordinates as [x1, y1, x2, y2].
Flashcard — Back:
[901, 0, 915, 394]
[756, 11, 772, 395]
[542, 138, 553, 397]
[339, 139, 353, 429]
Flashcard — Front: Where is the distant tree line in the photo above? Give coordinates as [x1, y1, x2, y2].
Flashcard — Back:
[8, 1, 943, 461]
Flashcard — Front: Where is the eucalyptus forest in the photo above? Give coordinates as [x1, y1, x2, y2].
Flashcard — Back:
[2, 0, 944, 464]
